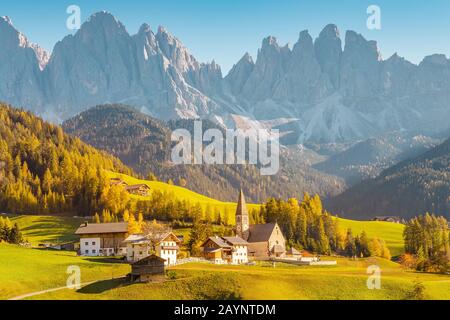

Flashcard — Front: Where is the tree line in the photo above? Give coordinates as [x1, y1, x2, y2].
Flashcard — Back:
[258, 194, 390, 258]
[0, 216, 23, 244]
[402, 213, 449, 273]
[0, 104, 132, 216]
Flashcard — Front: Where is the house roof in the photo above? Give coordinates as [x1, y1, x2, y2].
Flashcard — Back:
[158, 232, 182, 244]
[223, 236, 248, 246]
[247, 223, 277, 242]
[125, 184, 150, 191]
[373, 216, 401, 221]
[203, 236, 232, 248]
[110, 178, 128, 186]
[124, 234, 149, 244]
[75, 222, 128, 235]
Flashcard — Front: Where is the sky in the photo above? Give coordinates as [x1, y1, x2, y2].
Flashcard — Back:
[2, 0, 450, 74]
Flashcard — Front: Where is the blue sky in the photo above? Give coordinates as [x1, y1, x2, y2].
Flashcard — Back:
[2, 0, 450, 73]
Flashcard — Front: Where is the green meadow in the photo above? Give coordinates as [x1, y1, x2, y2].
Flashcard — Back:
[0, 175, 428, 301]
[18, 254, 450, 300]
[6, 214, 83, 246]
[0, 243, 129, 300]
[337, 218, 405, 256]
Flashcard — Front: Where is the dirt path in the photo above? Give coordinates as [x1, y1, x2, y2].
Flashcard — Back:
[8, 281, 96, 300]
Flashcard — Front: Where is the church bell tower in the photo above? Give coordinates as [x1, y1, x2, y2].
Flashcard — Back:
[235, 189, 250, 240]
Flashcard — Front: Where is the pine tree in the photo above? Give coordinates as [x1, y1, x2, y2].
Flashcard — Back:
[93, 212, 100, 224]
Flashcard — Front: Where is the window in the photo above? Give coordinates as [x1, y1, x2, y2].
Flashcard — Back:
[85, 242, 88, 246]
[85, 250, 89, 254]
[92, 250, 96, 254]
[92, 242, 96, 245]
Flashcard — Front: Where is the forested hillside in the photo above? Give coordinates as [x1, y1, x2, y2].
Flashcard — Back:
[0, 104, 132, 215]
[63, 104, 345, 202]
[329, 138, 450, 219]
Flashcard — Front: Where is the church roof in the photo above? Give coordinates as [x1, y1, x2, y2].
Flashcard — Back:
[236, 189, 248, 217]
[247, 223, 277, 242]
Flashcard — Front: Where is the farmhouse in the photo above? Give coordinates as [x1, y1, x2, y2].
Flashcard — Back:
[156, 232, 181, 266]
[235, 190, 286, 258]
[124, 234, 152, 262]
[202, 236, 249, 264]
[75, 222, 128, 257]
[372, 216, 402, 223]
[110, 177, 128, 187]
[129, 254, 165, 283]
[125, 232, 181, 265]
[125, 184, 151, 196]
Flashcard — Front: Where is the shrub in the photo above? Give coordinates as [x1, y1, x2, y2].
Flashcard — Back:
[166, 270, 178, 280]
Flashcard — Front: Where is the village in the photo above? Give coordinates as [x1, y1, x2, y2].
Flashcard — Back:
[73, 183, 336, 283]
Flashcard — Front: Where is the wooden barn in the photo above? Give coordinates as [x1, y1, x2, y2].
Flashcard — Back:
[129, 254, 166, 283]
[125, 184, 151, 196]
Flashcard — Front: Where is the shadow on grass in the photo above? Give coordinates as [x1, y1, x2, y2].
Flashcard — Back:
[77, 278, 131, 294]
[82, 257, 126, 264]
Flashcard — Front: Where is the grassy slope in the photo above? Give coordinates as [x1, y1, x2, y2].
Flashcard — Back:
[108, 171, 261, 214]
[4, 214, 83, 246]
[0, 244, 130, 300]
[27, 257, 450, 300]
[337, 218, 404, 257]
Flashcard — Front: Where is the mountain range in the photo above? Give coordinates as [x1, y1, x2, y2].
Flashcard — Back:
[2, 11, 450, 144]
[63, 104, 345, 202]
[329, 137, 450, 219]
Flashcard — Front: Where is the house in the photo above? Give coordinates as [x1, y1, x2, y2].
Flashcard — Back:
[125, 232, 181, 265]
[156, 232, 181, 266]
[372, 216, 402, 223]
[235, 190, 286, 258]
[129, 254, 166, 283]
[125, 184, 151, 196]
[110, 178, 128, 187]
[201, 236, 249, 264]
[124, 234, 152, 262]
[75, 222, 128, 257]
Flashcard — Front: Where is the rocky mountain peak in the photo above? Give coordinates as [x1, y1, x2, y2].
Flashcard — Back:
[262, 35, 279, 49]
[138, 23, 152, 34]
[420, 54, 449, 67]
[314, 24, 342, 88]
[293, 30, 314, 54]
[1, 16, 13, 26]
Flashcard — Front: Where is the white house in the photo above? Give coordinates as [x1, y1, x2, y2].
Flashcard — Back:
[124, 232, 181, 265]
[75, 222, 128, 257]
[155, 232, 181, 266]
[124, 234, 152, 262]
[201, 236, 249, 265]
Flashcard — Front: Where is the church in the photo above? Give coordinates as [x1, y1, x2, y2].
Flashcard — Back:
[235, 190, 286, 258]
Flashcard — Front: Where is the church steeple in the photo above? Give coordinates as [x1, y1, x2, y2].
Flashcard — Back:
[235, 189, 249, 240]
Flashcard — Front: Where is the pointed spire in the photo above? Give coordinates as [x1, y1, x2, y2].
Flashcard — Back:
[236, 189, 249, 217]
